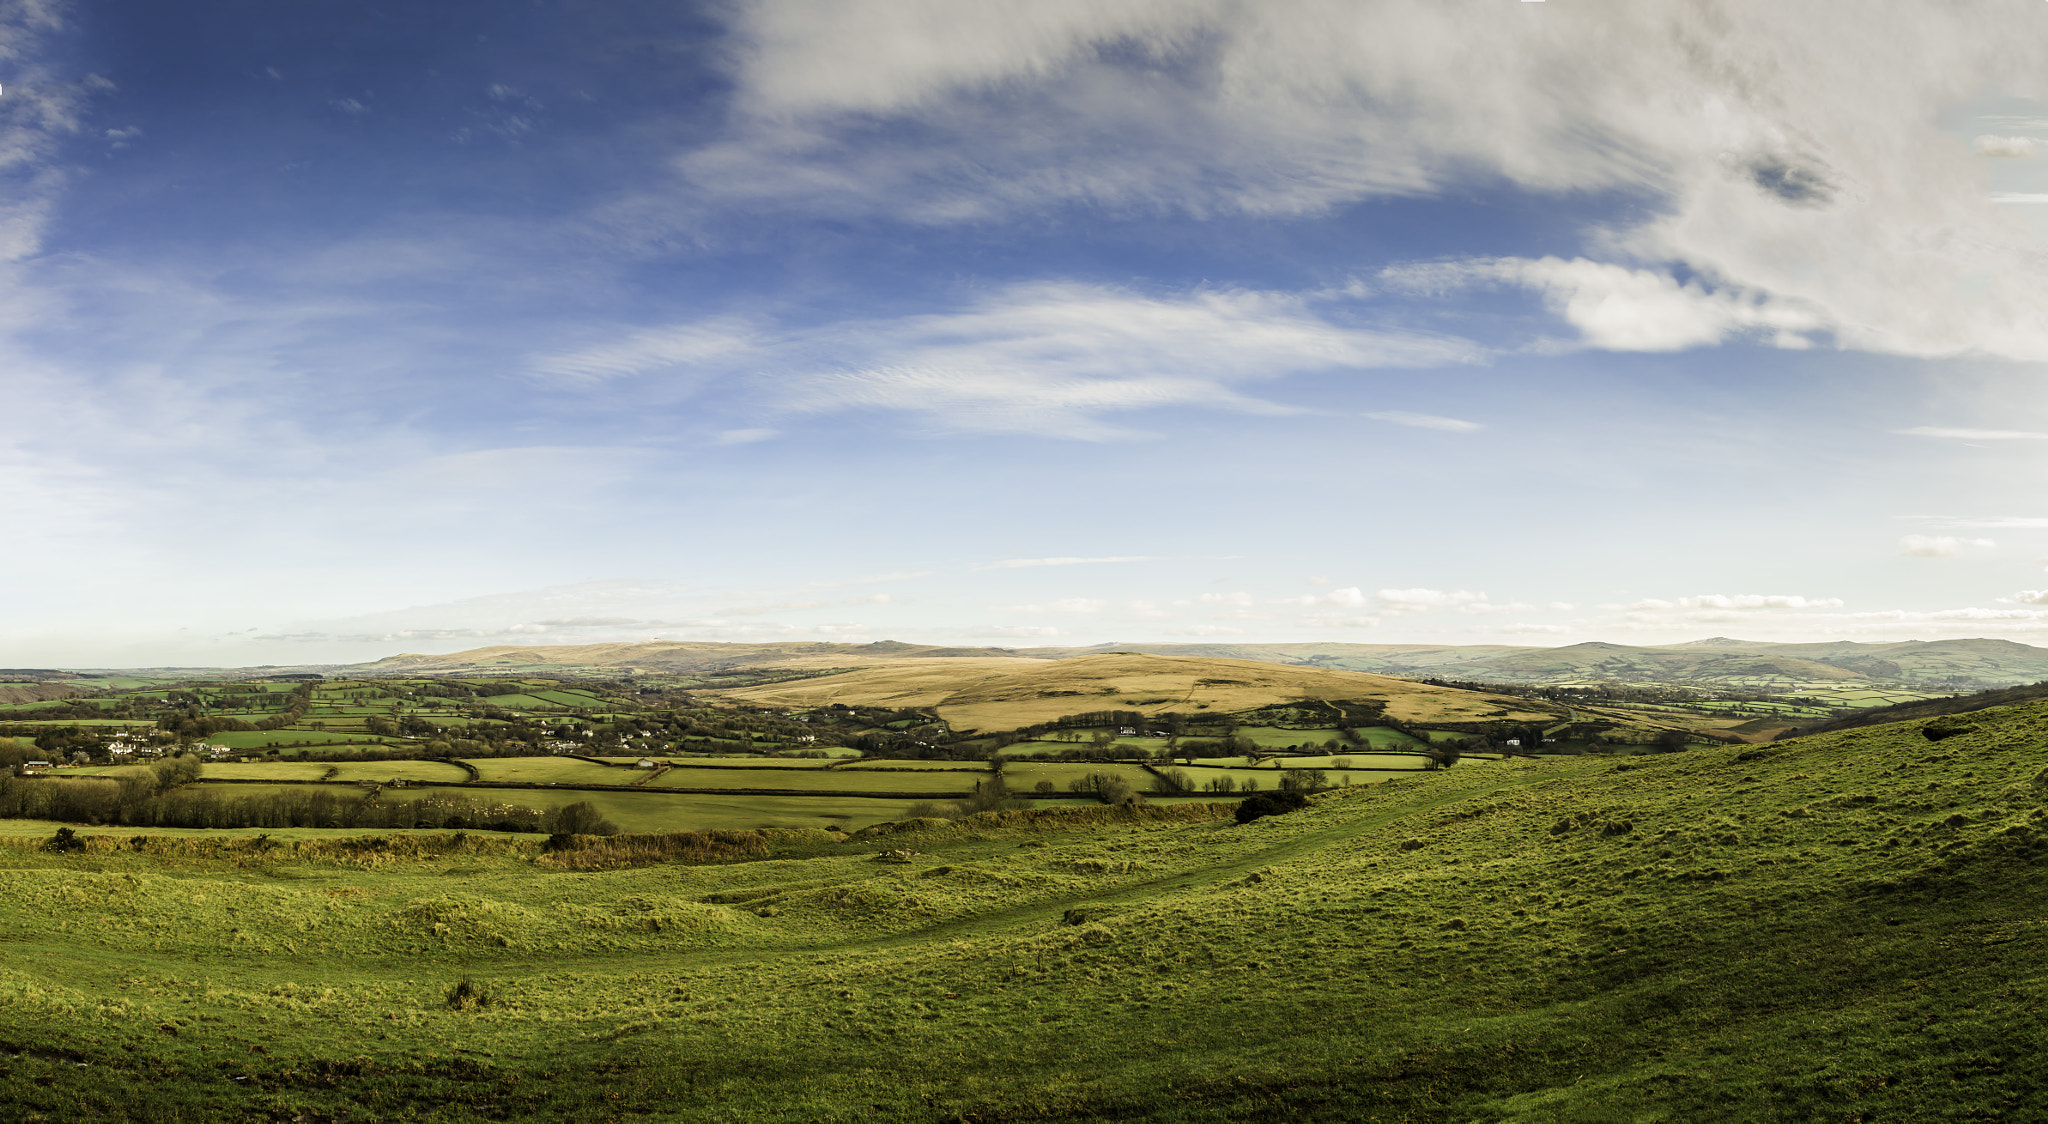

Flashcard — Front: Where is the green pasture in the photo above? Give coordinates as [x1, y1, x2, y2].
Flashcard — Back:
[1242, 752, 1435, 772]
[643, 768, 973, 794]
[206, 730, 392, 748]
[466, 757, 624, 785]
[528, 690, 602, 707]
[200, 760, 474, 784]
[1003, 761, 1154, 792]
[478, 693, 563, 709]
[654, 753, 859, 767]
[0, 697, 120, 712]
[388, 784, 906, 833]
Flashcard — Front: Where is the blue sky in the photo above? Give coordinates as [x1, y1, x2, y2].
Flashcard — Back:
[8, 0, 2048, 666]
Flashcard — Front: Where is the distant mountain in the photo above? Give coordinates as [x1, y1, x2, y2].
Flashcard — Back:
[154, 635, 2048, 693]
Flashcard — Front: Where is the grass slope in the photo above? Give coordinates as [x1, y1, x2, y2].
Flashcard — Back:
[0, 703, 2045, 1121]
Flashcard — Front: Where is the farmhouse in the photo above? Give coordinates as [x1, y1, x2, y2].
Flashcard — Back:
[23, 760, 51, 771]
[635, 757, 659, 768]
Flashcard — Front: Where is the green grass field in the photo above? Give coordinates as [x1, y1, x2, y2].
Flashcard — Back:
[206, 730, 395, 749]
[1004, 761, 1154, 791]
[385, 785, 915, 833]
[199, 760, 475, 784]
[466, 758, 622, 785]
[3, 700, 2047, 1121]
[642, 768, 973, 794]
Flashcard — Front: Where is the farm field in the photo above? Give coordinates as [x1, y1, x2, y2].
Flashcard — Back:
[2, 701, 2045, 1121]
[202, 760, 475, 784]
[380, 784, 914, 833]
[1003, 761, 1155, 792]
[207, 730, 395, 748]
[466, 758, 624, 785]
[641, 768, 974, 794]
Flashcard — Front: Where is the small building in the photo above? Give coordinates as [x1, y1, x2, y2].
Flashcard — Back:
[23, 761, 51, 771]
[1118, 727, 1138, 736]
[635, 757, 658, 768]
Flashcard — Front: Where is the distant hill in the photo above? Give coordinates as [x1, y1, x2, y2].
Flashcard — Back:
[353, 640, 1036, 677]
[1032, 638, 2048, 691]
[204, 635, 2048, 694]
[0, 682, 84, 706]
[706, 652, 1562, 733]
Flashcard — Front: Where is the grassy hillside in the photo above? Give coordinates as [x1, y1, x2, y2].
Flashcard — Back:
[707, 652, 1562, 732]
[3, 698, 2045, 1120]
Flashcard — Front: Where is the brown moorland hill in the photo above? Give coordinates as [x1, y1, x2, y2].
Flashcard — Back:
[356, 640, 1036, 676]
[705, 652, 1562, 732]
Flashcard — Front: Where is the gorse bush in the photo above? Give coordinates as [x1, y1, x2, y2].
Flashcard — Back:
[1235, 790, 1308, 824]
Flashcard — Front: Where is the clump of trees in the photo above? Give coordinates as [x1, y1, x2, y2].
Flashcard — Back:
[1234, 791, 1308, 824]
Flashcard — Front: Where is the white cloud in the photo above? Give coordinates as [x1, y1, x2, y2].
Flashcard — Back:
[1973, 135, 2037, 158]
[788, 283, 1478, 438]
[1274, 586, 1368, 608]
[1380, 257, 1824, 351]
[983, 625, 1068, 638]
[1901, 534, 1996, 557]
[993, 598, 1107, 614]
[686, 1, 2048, 362]
[1376, 588, 1488, 613]
[1667, 594, 1844, 611]
[1895, 427, 2048, 441]
[331, 97, 367, 115]
[1929, 516, 2048, 529]
[531, 282, 1476, 439]
[976, 554, 1152, 570]
[714, 427, 779, 445]
[531, 320, 760, 386]
[2004, 590, 2048, 606]
[1362, 410, 1483, 432]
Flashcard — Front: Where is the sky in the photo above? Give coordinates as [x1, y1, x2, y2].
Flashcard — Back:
[8, 0, 2048, 667]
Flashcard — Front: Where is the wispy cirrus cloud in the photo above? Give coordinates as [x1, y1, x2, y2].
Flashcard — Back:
[1901, 535, 1996, 558]
[1895, 427, 2048, 441]
[530, 281, 1480, 439]
[975, 554, 1152, 570]
[1362, 410, 1482, 433]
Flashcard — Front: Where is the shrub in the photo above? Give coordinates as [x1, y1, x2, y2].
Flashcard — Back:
[1923, 717, 1977, 742]
[43, 826, 85, 853]
[1235, 791, 1309, 825]
[445, 977, 496, 1010]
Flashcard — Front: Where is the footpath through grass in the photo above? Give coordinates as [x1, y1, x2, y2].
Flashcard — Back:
[0, 700, 2045, 1122]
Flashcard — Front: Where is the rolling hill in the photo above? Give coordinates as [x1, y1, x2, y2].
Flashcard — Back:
[4, 695, 2046, 1120]
[704, 652, 1563, 732]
